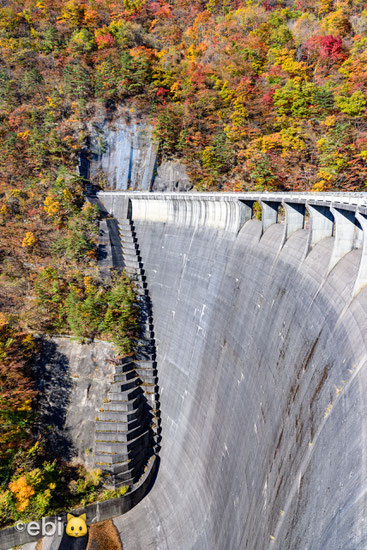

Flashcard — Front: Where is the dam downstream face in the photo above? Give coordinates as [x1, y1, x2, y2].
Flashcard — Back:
[101, 195, 367, 550]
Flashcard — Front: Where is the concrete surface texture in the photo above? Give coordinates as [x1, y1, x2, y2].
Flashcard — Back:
[96, 191, 367, 550]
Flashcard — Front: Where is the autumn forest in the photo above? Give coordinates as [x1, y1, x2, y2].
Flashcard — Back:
[1, 0, 367, 527]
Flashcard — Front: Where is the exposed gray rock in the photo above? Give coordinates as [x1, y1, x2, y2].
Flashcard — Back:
[151, 161, 193, 192]
[80, 108, 192, 192]
[84, 110, 157, 191]
[34, 337, 115, 469]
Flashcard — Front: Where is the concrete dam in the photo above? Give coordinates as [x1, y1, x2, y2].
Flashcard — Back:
[92, 191, 367, 550]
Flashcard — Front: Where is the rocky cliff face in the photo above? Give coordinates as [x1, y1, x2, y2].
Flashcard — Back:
[152, 160, 192, 192]
[80, 106, 192, 192]
[34, 337, 115, 469]
[87, 114, 157, 191]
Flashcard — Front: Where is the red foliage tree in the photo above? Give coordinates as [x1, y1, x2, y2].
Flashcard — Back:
[0, 322, 37, 471]
[306, 35, 345, 62]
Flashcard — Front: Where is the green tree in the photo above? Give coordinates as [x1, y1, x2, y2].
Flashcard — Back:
[335, 90, 366, 116]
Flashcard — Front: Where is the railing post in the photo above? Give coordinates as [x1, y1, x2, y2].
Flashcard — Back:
[328, 207, 356, 273]
[306, 203, 334, 255]
[238, 199, 255, 232]
[283, 201, 305, 240]
[260, 200, 280, 233]
[353, 211, 367, 296]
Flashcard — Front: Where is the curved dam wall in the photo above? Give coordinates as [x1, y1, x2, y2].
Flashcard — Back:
[98, 192, 367, 550]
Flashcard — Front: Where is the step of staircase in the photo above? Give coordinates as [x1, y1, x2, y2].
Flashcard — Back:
[119, 230, 137, 240]
[95, 430, 150, 455]
[113, 455, 152, 485]
[112, 369, 137, 382]
[96, 420, 150, 443]
[107, 386, 142, 400]
[123, 256, 141, 266]
[134, 359, 156, 368]
[113, 459, 147, 484]
[135, 344, 155, 356]
[124, 263, 141, 273]
[123, 249, 139, 258]
[125, 267, 137, 276]
[114, 370, 156, 385]
[96, 413, 148, 433]
[140, 328, 155, 339]
[95, 446, 149, 472]
[134, 364, 157, 374]
[97, 405, 144, 422]
[134, 280, 148, 290]
[125, 264, 142, 274]
[119, 235, 137, 245]
[139, 333, 155, 345]
[140, 375, 158, 386]
[118, 220, 132, 228]
[102, 395, 142, 412]
[122, 243, 138, 252]
[114, 361, 137, 374]
[111, 378, 141, 392]
[118, 228, 134, 236]
[113, 372, 139, 383]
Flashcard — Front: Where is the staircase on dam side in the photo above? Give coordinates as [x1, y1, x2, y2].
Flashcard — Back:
[91, 198, 160, 490]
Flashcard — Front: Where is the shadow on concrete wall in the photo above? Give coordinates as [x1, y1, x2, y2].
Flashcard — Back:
[32, 339, 75, 461]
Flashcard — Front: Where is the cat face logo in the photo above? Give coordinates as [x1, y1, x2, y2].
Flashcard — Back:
[66, 513, 88, 538]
